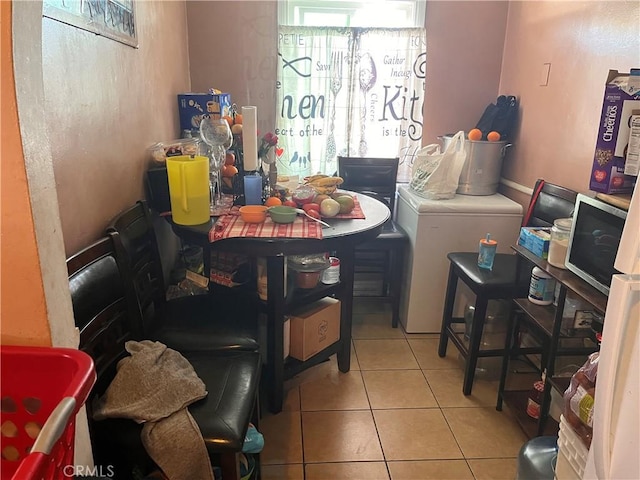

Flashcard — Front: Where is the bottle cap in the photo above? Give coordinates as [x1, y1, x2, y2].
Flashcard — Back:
[480, 233, 497, 247]
[553, 218, 573, 230]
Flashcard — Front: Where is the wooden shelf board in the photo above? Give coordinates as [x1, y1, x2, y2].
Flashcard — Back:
[511, 245, 607, 314]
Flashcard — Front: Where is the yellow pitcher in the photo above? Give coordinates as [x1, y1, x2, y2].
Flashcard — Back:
[166, 155, 210, 225]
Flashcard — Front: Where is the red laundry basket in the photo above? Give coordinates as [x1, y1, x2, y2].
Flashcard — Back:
[1, 346, 96, 480]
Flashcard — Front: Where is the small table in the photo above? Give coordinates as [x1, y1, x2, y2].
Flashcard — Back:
[168, 193, 389, 412]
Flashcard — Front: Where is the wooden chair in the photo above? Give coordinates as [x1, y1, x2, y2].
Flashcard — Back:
[106, 200, 260, 353]
[438, 179, 578, 395]
[337, 156, 408, 327]
[68, 236, 261, 479]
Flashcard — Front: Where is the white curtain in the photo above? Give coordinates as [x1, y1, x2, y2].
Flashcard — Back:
[276, 26, 426, 182]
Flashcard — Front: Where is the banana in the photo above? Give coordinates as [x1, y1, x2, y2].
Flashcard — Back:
[304, 174, 328, 184]
[310, 176, 344, 187]
[310, 185, 337, 195]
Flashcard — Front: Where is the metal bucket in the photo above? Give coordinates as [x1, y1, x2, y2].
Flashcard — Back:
[441, 135, 512, 196]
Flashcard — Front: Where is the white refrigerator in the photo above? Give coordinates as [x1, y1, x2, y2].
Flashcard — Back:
[396, 185, 523, 333]
[581, 187, 640, 479]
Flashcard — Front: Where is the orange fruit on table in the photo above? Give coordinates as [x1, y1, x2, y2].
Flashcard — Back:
[468, 128, 483, 141]
[231, 124, 243, 135]
[225, 151, 235, 166]
[233, 114, 243, 125]
[487, 131, 501, 142]
[222, 115, 234, 128]
[265, 196, 282, 207]
[222, 165, 238, 177]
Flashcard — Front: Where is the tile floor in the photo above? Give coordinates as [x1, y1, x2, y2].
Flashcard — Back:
[258, 299, 528, 480]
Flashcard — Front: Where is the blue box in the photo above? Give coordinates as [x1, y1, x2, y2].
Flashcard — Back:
[177, 93, 232, 133]
[518, 227, 551, 259]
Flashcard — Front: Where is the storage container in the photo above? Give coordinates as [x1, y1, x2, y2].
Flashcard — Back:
[442, 134, 512, 195]
[528, 266, 556, 305]
[548, 218, 573, 269]
[288, 254, 330, 289]
[556, 414, 589, 479]
[1, 346, 96, 480]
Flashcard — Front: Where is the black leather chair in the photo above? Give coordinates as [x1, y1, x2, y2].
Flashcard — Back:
[106, 200, 260, 353]
[337, 156, 408, 327]
[68, 237, 261, 479]
[438, 179, 578, 395]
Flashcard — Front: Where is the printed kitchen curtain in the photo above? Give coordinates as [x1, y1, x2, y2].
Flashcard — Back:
[276, 26, 426, 182]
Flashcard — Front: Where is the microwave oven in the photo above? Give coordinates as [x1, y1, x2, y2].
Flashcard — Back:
[565, 194, 628, 295]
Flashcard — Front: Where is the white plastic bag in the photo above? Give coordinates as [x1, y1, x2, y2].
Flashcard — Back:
[409, 130, 467, 200]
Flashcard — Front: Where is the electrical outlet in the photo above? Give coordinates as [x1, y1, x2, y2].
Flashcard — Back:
[540, 63, 551, 86]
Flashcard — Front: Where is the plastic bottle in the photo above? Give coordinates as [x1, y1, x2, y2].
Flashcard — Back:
[526, 380, 545, 419]
[478, 233, 497, 270]
[528, 266, 556, 305]
[548, 218, 573, 269]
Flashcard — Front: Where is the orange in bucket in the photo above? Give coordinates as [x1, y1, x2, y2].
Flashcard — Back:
[468, 128, 483, 141]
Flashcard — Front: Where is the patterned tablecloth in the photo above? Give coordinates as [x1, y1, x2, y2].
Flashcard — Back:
[209, 215, 323, 242]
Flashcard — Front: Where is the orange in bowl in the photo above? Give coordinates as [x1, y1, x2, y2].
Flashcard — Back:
[239, 205, 268, 223]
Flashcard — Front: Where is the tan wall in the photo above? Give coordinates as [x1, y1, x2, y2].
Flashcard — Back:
[42, 0, 192, 255]
[499, 1, 640, 195]
[1, 0, 51, 346]
[423, 1, 509, 145]
[187, 1, 278, 137]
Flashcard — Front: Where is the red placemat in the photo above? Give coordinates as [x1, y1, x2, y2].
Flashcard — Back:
[209, 214, 323, 242]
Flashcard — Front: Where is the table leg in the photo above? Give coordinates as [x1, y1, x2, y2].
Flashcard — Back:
[337, 247, 354, 373]
[266, 255, 286, 413]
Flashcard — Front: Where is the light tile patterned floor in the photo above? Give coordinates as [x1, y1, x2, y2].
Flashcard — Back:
[259, 299, 526, 480]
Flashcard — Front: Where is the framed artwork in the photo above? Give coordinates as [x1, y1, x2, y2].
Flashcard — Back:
[43, 0, 137, 48]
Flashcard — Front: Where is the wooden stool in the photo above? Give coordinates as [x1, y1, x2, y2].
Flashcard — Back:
[438, 252, 529, 395]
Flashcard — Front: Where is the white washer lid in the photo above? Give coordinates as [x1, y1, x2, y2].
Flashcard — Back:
[398, 184, 523, 215]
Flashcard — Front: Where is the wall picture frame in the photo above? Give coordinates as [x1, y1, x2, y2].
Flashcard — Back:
[43, 0, 138, 48]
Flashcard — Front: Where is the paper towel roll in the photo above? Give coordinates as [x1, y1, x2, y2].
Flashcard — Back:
[242, 106, 258, 171]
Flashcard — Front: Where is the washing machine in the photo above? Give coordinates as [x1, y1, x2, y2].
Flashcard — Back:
[396, 185, 523, 333]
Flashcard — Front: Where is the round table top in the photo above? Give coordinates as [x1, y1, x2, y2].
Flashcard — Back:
[168, 191, 390, 256]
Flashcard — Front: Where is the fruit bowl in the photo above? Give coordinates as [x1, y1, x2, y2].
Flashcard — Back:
[239, 205, 268, 223]
[268, 206, 297, 224]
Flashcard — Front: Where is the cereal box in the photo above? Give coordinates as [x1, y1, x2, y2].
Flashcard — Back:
[589, 69, 639, 194]
[177, 92, 232, 134]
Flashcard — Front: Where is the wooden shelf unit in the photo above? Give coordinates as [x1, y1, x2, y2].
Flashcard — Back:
[496, 245, 604, 438]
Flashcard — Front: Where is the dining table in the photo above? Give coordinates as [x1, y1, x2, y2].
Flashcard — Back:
[168, 191, 390, 413]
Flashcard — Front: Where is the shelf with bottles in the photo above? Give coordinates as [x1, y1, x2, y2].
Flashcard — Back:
[497, 245, 604, 437]
[512, 245, 607, 314]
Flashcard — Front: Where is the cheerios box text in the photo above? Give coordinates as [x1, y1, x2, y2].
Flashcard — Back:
[177, 93, 232, 134]
[589, 69, 639, 194]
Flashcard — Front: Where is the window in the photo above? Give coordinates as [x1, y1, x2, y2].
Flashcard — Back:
[279, 0, 426, 28]
[275, 1, 426, 182]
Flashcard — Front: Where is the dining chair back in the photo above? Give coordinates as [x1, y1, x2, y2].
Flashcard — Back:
[337, 156, 400, 213]
[438, 179, 579, 395]
[337, 156, 408, 327]
[106, 200, 260, 352]
[67, 236, 262, 480]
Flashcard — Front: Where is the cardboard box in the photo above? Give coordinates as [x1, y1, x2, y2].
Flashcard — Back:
[625, 110, 640, 176]
[258, 315, 290, 360]
[289, 298, 340, 361]
[177, 92, 232, 133]
[518, 227, 551, 259]
[589, 70, 639, 194]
